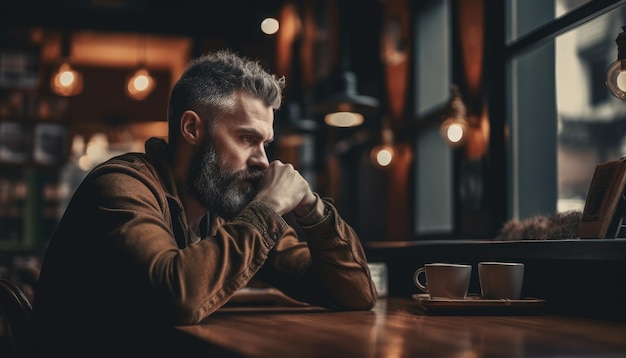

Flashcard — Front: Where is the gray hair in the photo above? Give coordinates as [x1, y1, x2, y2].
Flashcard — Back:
[167, 50, 286, 148]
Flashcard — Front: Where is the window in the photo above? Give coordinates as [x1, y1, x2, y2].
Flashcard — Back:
[506, 0, 626, 220]
[507, 0, 595, 43]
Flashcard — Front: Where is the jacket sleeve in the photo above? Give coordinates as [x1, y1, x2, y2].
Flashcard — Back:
[86, 164, 374, 325]
[253, 198, 378, 311]
[81, 163, 294, 325]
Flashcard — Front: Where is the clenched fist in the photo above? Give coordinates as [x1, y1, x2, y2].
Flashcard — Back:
[254, 160, 317, 216]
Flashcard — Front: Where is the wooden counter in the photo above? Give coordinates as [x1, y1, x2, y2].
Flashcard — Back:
[175, 297, 626, 357]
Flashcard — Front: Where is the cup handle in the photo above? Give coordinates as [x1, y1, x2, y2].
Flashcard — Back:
[413, 267, 428, 292]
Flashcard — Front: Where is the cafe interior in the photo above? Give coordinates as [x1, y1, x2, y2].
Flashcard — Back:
[1, 0, 626, 356]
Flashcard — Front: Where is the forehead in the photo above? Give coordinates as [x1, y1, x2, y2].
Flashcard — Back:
[214, 91, 275, 139]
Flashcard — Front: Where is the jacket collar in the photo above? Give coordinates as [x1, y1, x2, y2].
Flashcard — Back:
[145, 137, 179, 198]
[144, 137, 193, 247]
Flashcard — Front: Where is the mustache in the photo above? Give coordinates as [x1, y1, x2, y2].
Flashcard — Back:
[231, 168, 265, 186]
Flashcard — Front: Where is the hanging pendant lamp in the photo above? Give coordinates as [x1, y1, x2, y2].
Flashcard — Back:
[607, 25, 626, 100]
[313, 69, 379, 127]
[125, 36, 155, 101]
[50, 32, 83, 97]
[439, 85, 469, 147]
[311, 0, 379, 127]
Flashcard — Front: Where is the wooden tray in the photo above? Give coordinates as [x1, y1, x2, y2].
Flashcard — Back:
[412, 294, 546, 315]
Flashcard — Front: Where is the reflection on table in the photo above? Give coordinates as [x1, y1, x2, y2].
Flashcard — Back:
[175, 295, 626, 357]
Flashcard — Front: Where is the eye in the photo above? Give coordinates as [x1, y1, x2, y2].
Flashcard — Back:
[241, 135, 254, 143]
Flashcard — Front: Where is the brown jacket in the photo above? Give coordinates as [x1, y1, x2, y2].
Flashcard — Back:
[33, 137, 376, 357]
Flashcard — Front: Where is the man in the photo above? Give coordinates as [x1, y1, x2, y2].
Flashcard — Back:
[33, 50, 377, 357]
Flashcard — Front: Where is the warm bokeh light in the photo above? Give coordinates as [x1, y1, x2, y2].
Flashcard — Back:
[125, 68, 155, 100]
[59, 71, 75, 86]
[132, 74, 150, 91]
[86, 133, 108, 160]
[371, 145, 395, 168]
[446, 123, 465, 143]
[85, 142, 104, 159]
[51, 62, 83, 96]
[617, 70, 626, 91]
[78, 155, 92, 171]
[261, 18, 280, 35]
[439, 117, 468, 147]
[71, 134, 85, 157]
[376, 149, 393, 166]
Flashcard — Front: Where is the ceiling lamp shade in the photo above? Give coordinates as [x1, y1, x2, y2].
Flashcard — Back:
[125, 68, 155, 101]
[313, 70, 379, 127]
[606, 25, 626, 100]
[311, 0, 379, 127]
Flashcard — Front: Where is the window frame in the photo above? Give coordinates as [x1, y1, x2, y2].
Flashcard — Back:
[487, 0, 625, 230]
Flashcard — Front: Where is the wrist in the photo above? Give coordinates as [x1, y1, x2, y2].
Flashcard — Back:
[294, 193, 324, 224]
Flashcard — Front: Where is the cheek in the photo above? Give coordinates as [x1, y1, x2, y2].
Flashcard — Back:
[232, 153, 251, 171]
[212, 134, 253, 171]
[217, 147, 249, 172]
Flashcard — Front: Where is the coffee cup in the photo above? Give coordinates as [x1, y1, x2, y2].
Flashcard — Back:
[478, 262, 524, 299]
[413, 263, 472, 299]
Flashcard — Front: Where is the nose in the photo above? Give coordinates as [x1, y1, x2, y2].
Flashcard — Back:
[248, 145, 269, 170]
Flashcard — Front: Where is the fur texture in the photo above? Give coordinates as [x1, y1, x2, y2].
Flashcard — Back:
[495, 211, 583, 241]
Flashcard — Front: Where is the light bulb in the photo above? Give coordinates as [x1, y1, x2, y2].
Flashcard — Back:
[376, 148, 393, 166]
[125, 68, 155, 100]
[59, 70, 75, 86]
[607, 60, 626, 100]
[261, 18, 279, 35]
[607, 26, 626, 100]
[132, 74, 150, 91]
[439, 117, 468, 147]
[370, 144, 395, 168]
[51, 62, 83, 96]
[439, 84, 470, 147]
[446, 123, 465, 143]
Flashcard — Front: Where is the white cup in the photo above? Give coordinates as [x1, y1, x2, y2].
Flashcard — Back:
[478, 262, 525, 299]
[413, 263, 472, 299]
[367, 262, 388, 297]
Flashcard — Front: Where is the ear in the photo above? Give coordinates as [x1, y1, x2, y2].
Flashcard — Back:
[179, 110, 204, 145]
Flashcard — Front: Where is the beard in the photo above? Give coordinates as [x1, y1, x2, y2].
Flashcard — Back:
[188, 138, 264, 220]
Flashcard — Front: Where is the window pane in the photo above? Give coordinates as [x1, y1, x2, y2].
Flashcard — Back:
[507, 0, 593, 43]
[556, 4, 626, 212]
[509, 39, 558, 219]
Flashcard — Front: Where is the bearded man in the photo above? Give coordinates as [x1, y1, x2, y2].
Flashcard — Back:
[32, 50, 376, 357]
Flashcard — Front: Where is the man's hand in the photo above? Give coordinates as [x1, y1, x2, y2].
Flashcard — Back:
[254, 160, 317, 216]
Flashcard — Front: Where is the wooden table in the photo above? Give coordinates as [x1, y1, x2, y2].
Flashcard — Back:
[175, 296, 626, 357]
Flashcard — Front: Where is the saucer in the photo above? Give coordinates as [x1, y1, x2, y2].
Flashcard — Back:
[412, 293, 546, 315]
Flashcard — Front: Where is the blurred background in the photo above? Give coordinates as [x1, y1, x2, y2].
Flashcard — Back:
[0, 0, 625, 270]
